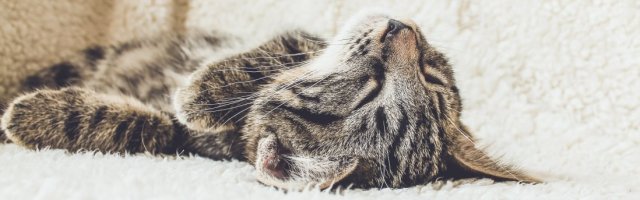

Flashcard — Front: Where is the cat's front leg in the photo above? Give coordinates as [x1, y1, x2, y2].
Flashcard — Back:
[1, 87, 179, 154]
[174, 31, 326, 133]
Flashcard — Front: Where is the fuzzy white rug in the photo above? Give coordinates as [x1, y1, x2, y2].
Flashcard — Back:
[1, 0, 639, 199]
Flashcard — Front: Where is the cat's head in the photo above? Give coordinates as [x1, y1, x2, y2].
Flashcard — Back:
[243, 13, 539, 189]
[173, 12, 539, 189]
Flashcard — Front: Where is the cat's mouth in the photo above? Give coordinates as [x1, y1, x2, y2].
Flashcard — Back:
[254, 134, 359, 190]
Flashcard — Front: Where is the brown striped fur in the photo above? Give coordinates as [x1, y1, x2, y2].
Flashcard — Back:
[0, 13, 538, 189]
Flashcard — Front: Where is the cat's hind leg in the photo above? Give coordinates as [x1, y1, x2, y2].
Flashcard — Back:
[1, 87, 180, 154]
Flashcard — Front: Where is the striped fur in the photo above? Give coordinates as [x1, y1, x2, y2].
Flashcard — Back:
[0, 13, 538, 189]
[3, 88, 177, 154]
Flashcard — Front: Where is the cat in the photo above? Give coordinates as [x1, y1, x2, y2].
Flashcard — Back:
[0, 13, 539, 189]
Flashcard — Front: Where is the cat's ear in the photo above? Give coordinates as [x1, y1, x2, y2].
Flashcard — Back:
[254, 134, 359, 190]
[257, 155, 360, 190]
[448, 125, 540, 183]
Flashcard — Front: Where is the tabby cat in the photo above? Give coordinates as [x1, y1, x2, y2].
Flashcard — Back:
[0, 13, 538, 189]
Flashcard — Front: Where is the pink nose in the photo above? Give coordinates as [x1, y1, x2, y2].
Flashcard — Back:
[386, 19, 409, 36]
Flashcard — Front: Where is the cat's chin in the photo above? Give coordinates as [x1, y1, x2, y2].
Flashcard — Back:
[254, 134, 359, 190]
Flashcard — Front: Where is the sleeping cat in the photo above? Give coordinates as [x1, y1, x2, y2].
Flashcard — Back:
[0, 13, 538, 189]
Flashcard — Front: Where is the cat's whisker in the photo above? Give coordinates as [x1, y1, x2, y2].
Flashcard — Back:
[201, 67, 313, 121]
[221, 50, 326, 62]
[198, 52, 323, 72]
[189, 91, 258, 104]
[209, 57, 310, 71]
[202, 58, 310, 74]
[184, 91, 263, 116]
[188, 59, 313, 103]
[186, 97, 255, 113]
[210, 68, 319, 123]
[240, 56, 348, 122]
[193, 61, 311, 93]
[184, 93, 258, 116]
[186, 63, 318, 117]
[192, 101, 255, 115]
[189, 94, 255, 106]
[221, 68, 322, 125]
[248, 68, 333, 123]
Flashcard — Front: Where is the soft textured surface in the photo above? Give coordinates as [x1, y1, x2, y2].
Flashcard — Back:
[1, 0, 639, 199]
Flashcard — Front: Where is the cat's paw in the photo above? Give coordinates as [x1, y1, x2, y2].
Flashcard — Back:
[172, 31, 324, 134]
[172, 67, 244, 133]
[1, 88, 93, 148]
[1, 87, 177, 153]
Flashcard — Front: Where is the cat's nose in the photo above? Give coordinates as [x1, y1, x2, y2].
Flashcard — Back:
[379, 18, 421, 65]
[381, 19, 414, 43]
[385, 19, 409, 37]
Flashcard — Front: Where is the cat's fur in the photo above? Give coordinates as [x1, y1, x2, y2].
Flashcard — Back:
[0, 13, 538, 189]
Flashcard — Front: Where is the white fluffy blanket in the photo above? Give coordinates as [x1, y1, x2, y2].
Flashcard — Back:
[1, 0, 639, 199]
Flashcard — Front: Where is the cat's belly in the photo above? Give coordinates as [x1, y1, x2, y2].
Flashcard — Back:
[83, 68, 192, 113]
[80, 34, 228, 113]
